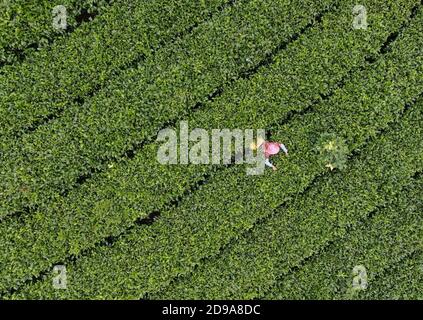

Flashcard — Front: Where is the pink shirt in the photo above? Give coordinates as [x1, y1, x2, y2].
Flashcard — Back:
[263, 142, 281, 158]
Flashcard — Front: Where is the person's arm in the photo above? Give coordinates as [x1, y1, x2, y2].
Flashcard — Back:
[279, 143, 288, 155]
[265, 158, 277, 170]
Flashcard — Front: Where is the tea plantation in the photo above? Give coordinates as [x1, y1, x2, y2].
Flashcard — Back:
[0, 0, 422, 299]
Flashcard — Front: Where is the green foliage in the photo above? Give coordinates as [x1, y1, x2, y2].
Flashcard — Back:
[0, 0, 413, 293]
[1, 0, 417, 219]
[4, 4, 423, 297]
[0, 0, 112, 64]
[264, 177, 423, 300]
[0, 0, 229, 139]
[359, 250, 423, 299]
[151, 105, 423, 299]
[315, 133, 349, 171]
[1, 0, 422, 300]
[0, 0, 341, 216]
